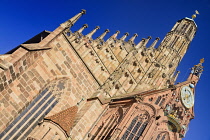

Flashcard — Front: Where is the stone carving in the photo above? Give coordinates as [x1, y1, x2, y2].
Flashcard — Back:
[135, 94, 144, 102]
[100, 59, 130, 94]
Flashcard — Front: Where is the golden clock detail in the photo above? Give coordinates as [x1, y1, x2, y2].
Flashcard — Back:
[180, 86, 194, 108]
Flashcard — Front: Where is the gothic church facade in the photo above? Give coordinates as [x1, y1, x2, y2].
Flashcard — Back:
[0, 10, 203, 140]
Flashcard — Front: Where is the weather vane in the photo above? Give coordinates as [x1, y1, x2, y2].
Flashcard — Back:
[192, 10, 199, 19]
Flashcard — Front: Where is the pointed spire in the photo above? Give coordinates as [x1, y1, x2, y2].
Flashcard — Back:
[149, 37, 160, 49]
[86, 26, 100, 38]
[128, 33, 138, 42]
[61, 9, 86, 28]
[144, 36, 152, 47]
[135, 38, 146, 49]
[120, 32, 129, 41]
[111, 30, 120, 38]
[77, 24, 88, 33]
[173, 71, 180, 82]
[97, 29, 110, 40]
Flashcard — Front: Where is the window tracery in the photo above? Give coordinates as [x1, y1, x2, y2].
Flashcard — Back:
[90, 107, 123, 140]
[121, 113, 149, 140]
[150, 132, 169, 140]
[155, 96, 162, 105]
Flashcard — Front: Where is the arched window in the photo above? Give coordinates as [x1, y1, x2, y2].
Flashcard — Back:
[159, 98, 165, 106]
[155, 96, 162, 105]
[121, 114, 148, 140]
[156, 133, 167, 140]
[187, 26, 193, 36]
[0, 88, 58, 140]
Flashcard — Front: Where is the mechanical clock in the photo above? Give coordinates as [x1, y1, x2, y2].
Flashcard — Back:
[180, 86, 194, 108]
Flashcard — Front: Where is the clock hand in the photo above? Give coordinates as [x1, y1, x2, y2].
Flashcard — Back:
[184, 94, 190, 100]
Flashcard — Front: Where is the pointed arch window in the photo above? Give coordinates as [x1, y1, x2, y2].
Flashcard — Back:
[121, 114, 148, 140]
[0, 88, 58, 140]
[181, 23, 189, 34]
[156, 133, 167, 140]
[155, 96, 161, 105]
[90, 107, 123, 140]
[159, 98, 165, 106]
[156, 133, 161, 140]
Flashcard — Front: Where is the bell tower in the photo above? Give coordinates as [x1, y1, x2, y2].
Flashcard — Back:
[154, 15, 198, 85]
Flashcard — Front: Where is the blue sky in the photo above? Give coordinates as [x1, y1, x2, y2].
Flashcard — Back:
[0, 0, 210, 139]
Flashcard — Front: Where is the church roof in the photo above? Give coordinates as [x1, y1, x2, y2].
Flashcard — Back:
[6, 30, 51, 54]
[45, 105, 78, 135]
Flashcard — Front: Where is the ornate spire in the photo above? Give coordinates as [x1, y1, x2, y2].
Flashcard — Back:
[149, 37, 160, 49]
[128, 33, 138, 42]
[86, 26, 100, 38]
[111, 30, 120, 39]
[120, 32, 129, 41]
[61, 9, 86, 28]
[135, 38, 146, 49]
[97, 29, 110, 40]
[191, 58, 204, 78]
[144, 36, 152, 47]
[77, 24, 88, 33]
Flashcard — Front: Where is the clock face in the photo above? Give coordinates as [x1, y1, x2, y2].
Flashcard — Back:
[180, 86, 194, 108]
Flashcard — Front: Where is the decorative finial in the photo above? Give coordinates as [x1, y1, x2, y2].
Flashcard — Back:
[86, 26, 100, 39]
[128, 33, 138, 42]
[120, 32, 129, 41]
[143, 36, 152, 47]
[77, 24, 88, 33]
[135, 38, 146, 49]
[61, 9, 86, 28]
[191, 58, 204, 78]
[97, 29, 110, 40]
[192, 10, 199, 19]
[200, 58, 204, 63]
[149, 37, 160, 49]
[111, 30, 120, 38]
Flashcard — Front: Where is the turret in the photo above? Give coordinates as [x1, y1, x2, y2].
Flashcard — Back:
[120, 32, 129, 41]
[86, 26, 100, 39]
[149, 37, 160, 49]
[97, 29, 110, 40]
[77, 24, 88, 34]
[110, 31, 120, 39]
[128, 33, 138, 43]
[60, 9, 86, 28]
[135, 38, 146, 49]
[144, 36, 152, 47]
